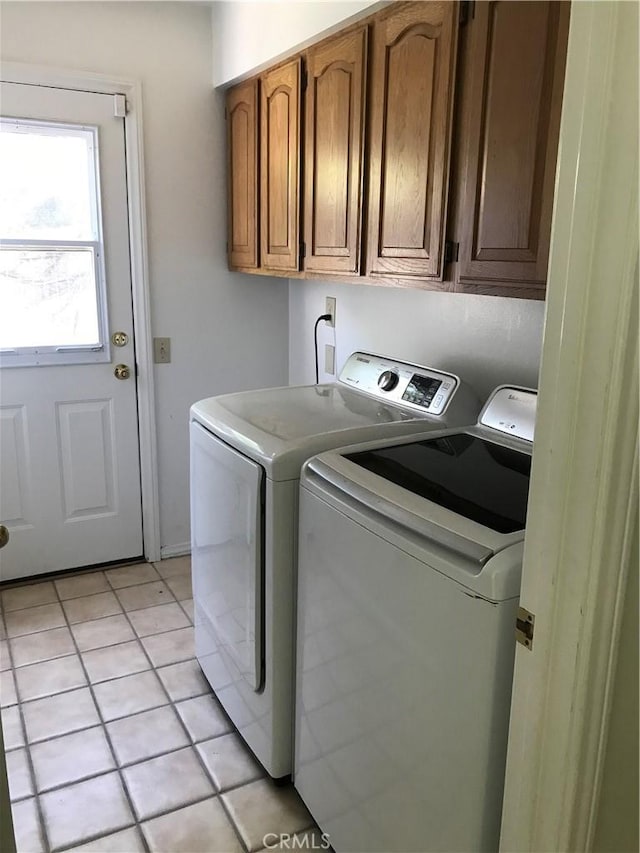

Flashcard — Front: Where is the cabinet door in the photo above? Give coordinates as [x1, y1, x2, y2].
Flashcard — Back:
[227, 80, 259, 269]
[366, 1, 458, 281]
[304, 26, 368, 275]
[455, 1, 570, 296]
[261, 58, 302, 272]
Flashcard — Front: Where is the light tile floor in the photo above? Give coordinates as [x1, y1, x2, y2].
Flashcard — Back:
[1, 557, 318, 853]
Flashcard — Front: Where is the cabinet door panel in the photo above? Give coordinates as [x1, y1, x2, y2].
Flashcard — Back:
[227, 80, 258, 269]
[305, 27, 367, 274]
[456, 0, 570, 293]
[366, 2, 458, 280]
[261, 58, 301, 272]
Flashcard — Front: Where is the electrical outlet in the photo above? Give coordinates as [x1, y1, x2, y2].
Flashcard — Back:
[325, 297, 336, 328]
[324, 344, 336, 375]
[153, 337, 171, 364]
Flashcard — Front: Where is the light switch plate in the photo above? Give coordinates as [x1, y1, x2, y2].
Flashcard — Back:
[153, 337, 171, 364]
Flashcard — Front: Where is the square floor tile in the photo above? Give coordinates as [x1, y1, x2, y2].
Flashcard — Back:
[55, 572, 110, 601]
[10, 797, 46, 853]
[82, 640, 149, 683]
[197, 733, 263, 792]
[22, 687, 100, 743]
[115, 581, 174, 612]
[1, 639, 10, 671]
[153, 556, 191, 579]
[2, 582, 57, 612]
[157, 659, 211, 702]
[164, 575, 192, 602]
[5, 603, 66, 638]
[141, 626, 194, 667]
[6, 748, 34, 801]
[62, 592, 122, 624]
[222, 779, 313, 852]
[180, 598, 195, 622]
[31, 726, 115, 792]
[107, 705, 188, 766]
[1, 669, 17, 706]
[40, 771, 134, 850]
[93, 670, 168, 722]
[175, 694, 233, 743]
[122, 747, 214, 820]
[71, 614, 135, 652]
[128, 602, 190, 638]
[1, 704, 25, 750]
[105, 563, 161, 589]
[107, 705, 189, 766]
[10, 626, 75, 668]
[15, 654, 86, 702]
[141, 796, 242, 853]
[67, 827, 146, 852]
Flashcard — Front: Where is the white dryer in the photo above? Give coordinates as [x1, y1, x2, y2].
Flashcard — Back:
[294, 387, 536, 852]
[190, 353, 480, 778]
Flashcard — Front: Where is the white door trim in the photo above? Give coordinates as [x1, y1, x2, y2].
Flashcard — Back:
[500, 2, 639, 851]
[1, 61, 161, 563]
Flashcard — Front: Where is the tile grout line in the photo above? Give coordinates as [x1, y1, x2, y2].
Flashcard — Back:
[46, 561, 246, 853]
[0, 595, 51, 853]
[3, 576, 189, 625]
[49, 573, 149, 853]
[113, 580, 252, 853]
[3, 562, 296, 853]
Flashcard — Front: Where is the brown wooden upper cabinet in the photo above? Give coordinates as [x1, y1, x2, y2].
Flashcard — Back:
[366, 1, 459, 281]
[227, 80, 259, 270]
[224, 0, 570, 299]
[452, 0, 570, 297]
[304, 26, 368, 276]
[261, 57, 302, 273]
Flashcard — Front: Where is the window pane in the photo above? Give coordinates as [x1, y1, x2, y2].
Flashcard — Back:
[0, 121, 97, 241]
[0, 248, 100, 348]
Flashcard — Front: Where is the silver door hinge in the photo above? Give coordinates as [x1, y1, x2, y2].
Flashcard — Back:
[516, 606, 535, 650]
[114, 94, 128, 118]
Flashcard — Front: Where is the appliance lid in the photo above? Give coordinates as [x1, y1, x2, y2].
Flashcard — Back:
[302, 436, 530, 600]
[191, 384, 440, 480]
[344, 433, 531, 534]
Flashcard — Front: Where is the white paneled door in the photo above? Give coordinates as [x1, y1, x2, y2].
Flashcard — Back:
[0, 83, 143, 581]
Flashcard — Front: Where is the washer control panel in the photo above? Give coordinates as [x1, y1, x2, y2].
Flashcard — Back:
[339, 352, 459, 416]
[480, 386, 537, 442]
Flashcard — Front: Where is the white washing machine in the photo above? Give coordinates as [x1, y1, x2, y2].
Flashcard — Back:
[190, 353, 480, 778]
[294, 386, 536, 852]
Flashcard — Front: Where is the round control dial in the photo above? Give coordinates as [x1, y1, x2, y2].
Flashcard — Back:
[377, 370, 399, 392]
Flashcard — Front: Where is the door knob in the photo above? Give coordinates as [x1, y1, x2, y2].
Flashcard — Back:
[0, 525, 9, 549]
[111, 331, 129, 347]
[114, 364, 131, 380]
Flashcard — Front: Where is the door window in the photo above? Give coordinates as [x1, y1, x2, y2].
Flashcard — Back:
[0, 118, 109, 366]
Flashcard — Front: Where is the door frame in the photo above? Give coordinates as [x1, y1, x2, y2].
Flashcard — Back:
[1, 61, 161, 563]
[500, 1, 638, 850]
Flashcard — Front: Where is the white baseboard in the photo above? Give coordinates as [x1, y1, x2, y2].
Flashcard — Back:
[160, 542, 191, 560]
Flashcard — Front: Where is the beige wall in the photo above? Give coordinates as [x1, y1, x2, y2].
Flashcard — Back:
[211, 0, 380, 85]
[0, 1, 289, 553]
[289, 279, 545, 398]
